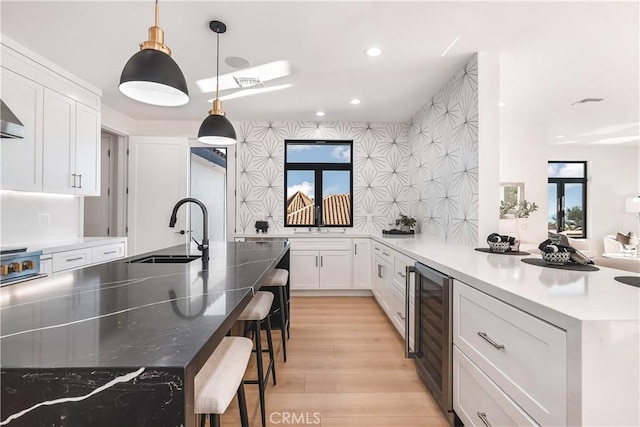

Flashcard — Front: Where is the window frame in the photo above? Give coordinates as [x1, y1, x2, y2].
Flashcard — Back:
[284, 139, 354, 228]
[548, 161, 588, 238]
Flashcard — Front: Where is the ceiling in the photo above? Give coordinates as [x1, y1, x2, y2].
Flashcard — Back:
[0, 1, 638, 146]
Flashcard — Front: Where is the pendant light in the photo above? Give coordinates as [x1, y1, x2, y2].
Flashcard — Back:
[119, 0, 189, 107]
[197, 20, 237, 145]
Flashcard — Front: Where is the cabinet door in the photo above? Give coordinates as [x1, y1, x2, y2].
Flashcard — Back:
[43, 88, 75, 194]
[381, 257, 394, 315]
[319, 250, 352, 289]
[74, 103, 100, 196]
[290, 250, 319, 290]
[353, 238, 372, 289]
[0, 68, 43, 191]
[373, 256, 384, 302]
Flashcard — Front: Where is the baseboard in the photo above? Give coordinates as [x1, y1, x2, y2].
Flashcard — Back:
[291, 290, 374, 297]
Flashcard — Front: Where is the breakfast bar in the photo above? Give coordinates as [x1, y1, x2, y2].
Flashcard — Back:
[0, 240, 290, 427]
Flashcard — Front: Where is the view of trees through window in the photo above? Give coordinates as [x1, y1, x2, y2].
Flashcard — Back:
[548, 161, 587, 238]
[284, 141, 353, 227]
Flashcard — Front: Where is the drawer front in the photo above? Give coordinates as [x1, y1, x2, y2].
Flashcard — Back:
[91, 243, 126, 264]
[392, 251, 415, 300]
[454, 346, 538, 427]
[454, 281, 566, 426]
[391, 286, 406, 337]
[372, 241, 392, 260]
[289, 238, 350, 251]
[52, 248, 92, 272]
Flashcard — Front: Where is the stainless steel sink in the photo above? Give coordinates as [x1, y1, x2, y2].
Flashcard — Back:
[127, 255, 201, 264]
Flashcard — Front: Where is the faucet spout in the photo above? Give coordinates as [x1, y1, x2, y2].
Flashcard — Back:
[169, 198, 209, 262]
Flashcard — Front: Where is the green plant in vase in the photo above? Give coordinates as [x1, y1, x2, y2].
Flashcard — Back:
[399, 214, 416, 232]
[515, 200, 539, 218]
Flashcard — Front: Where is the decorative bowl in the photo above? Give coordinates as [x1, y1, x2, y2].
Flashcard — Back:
[542, 251, 572, 265]
[488, 241, 510, 253]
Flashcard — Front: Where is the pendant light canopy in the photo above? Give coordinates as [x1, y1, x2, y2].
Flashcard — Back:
[119, 0, 189, 107]
[197, 20, 237, 145]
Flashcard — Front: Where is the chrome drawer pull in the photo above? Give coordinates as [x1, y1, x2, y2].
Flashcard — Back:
[397, 271, 406, 278]
[477, 412, 492, 427]
[397, 311, 405, 320]
[103, 250, 117, 255]
[66, 256, 84, 262]
[477, 332, 505, 349]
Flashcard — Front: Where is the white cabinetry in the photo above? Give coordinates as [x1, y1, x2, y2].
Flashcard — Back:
[372, 241, 393, 312]
[1, 37, 101, 195]
[289, 238, 352, 290]
[42, 89, 100, 195]
[0, 68, 43, 191]
[352, 238, 371, 289]
[43, 240, 127, 274]
[453, 280, 567, 426]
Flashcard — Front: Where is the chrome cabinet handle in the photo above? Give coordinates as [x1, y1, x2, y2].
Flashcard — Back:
[477, 332, 505, 349]
[66, 256, 84, 262]
[103, 250, 117, 255]
[397, 311, 405, 320]
[354, 243, 358, 255]
[477, 412, 492, 427]
[71, 173, 77, 188]
[315, 256, 318, 267]
[374, 247, 380, 251]
[397, 271, 406, 278]
[320, 256, 323, 267]
[78, 174, 82, 188]
[382, 251, 389, 256]
[377, 264, 382, 278]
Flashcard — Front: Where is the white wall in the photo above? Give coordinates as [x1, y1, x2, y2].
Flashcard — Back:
[547, 144, 640, 254]
[190, 154, 226, 242]
[0, 191, 82, 245]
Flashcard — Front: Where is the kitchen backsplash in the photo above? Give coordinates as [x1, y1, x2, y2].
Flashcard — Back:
[234, 121, 409, 233]
[0, 191, 82, 245]
[407, 54, 479, 245]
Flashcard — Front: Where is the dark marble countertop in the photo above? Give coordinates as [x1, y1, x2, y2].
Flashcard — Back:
[0, 240, 289, 370]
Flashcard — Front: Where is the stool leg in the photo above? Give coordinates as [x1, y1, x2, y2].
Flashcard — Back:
[278, 287, 287, 362]
[265, 315, 276, 386]
[211, 413, 220, 427]
[198, 414, 205, 427]
[254, 320, 266, 427]
[237, 381, 249, 427]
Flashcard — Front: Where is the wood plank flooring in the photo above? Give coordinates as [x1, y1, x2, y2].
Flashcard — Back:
[220, 297, 450, 427]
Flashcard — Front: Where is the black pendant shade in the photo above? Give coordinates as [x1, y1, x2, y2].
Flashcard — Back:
[197, 20, 237, 145]
[197, 113, 237, 145]
[119, 49, 189, 107]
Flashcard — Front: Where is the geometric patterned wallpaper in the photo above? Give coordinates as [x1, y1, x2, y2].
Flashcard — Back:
[234, 121, 409, 233]
[234, 54, 478, 241]
[407, 54, 479, 245]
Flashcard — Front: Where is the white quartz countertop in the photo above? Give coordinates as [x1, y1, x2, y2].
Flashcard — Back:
[19, 237, 127, 255]
[235, 232, 373, 238]
[372, 235, 640, 327]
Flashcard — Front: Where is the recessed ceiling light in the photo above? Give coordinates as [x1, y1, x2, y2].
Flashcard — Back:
[316, 111, 325, 117]
[364, 47, 382, 57]
[441, 37, 460, 57]
[498, 102, 506, 108]
[349, 99, 362, 105]
[225, 56, 251, 69]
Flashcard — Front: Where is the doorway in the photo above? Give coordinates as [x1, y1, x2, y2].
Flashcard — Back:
[84, 130, 122, 237]
[190, 147, 226, 242]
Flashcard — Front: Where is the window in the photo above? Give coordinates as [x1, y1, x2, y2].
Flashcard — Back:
[548, 161, 587, 238]
[284, 140, 353, 227]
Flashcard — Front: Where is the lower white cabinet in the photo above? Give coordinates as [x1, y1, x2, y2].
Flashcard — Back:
[43, 240, 127, 275]
[453, 346, 537, 427]
[290, 247, 352, 290]
[52, 247, 92, 273]
[352, 238, 372, 289]
[453, 280, 567, 426]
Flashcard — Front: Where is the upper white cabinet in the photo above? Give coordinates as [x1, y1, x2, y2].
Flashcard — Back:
[1, 36, 101, 196]
[0, 68, 43, 191]
[42, 89, 100, 195]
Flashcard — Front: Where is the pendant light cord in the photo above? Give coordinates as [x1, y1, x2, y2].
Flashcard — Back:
[215, 31, 220, 101]
[154, 0, 159, 27]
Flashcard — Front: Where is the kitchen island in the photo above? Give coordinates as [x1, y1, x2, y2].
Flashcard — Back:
[0, 240, 289, 427]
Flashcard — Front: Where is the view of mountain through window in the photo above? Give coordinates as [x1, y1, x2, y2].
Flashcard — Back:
[284, 141, 353, 227]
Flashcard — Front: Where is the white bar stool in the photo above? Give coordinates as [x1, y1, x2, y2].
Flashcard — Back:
[239, 291, 276, 427]
[260, 268, 289, 362]
[194, 336, 252, 427]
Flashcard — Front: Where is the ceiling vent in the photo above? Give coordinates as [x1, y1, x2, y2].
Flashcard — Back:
[233, 76, 262, 88]
[572, 97, 604, 105]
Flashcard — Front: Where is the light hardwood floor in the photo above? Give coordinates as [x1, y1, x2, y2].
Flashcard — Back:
[220, 297, 450, 427]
